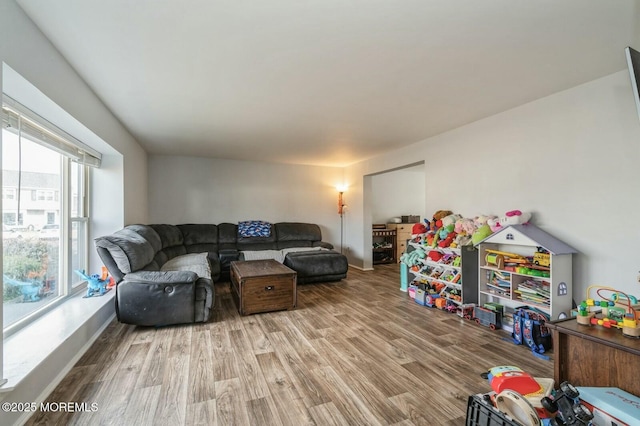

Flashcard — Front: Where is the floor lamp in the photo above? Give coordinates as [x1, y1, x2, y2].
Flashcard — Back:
[337, 186, 347, 254]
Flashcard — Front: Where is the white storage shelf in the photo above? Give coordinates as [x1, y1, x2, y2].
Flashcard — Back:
[407, 242, 475, 305]
[476, 224, 576, 325]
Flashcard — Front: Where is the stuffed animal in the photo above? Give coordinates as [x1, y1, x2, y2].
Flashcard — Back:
[400, 248, 426, 266]
[474, 214, 490, 227]
[501, 210, 532, 226]
[487, 217, 502, 232]
[427, 250, 443, 262]
[460, 218, 477, 235]
[451, 233, 472, 248]
[438, 230, 457, 248]
[441, 213, 462, 229]
[439, 224, 454, 240]
[74, 269, 111, 298]
[412, 223, 428, 235]
[431, 210, 453, 231]
[472, 224, 493, 245]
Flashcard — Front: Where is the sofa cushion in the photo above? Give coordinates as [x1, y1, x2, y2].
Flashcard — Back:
[150, 224, 184, 248]
[218, 223, 238, 249]
[160, 252, 211, 280]
[276, 222, 322, 242]
[178, 224, 218, 245]
[125, 224, 162, 253]
[95, 228, 155, 274]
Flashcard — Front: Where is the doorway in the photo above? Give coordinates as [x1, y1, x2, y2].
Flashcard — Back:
[363, 162, 425, 269]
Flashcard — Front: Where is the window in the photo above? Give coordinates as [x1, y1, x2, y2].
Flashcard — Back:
[2, 95, 100, 336]
[2, 188, 15, 200]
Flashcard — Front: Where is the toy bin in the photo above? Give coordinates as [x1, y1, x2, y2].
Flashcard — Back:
[465, 394, 519, 426]
[414, 288, 427, 306]
[408, 284, 417, 299]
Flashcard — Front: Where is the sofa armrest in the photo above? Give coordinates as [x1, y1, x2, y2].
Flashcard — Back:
[124, 270, 197, 285]
[218, 249, 240, 270]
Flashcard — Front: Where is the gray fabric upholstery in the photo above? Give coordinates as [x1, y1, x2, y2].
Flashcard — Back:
[150, 224, 184, 248]
[95, 221, 347, 327]
[94, 228, 155, 274]
[276, 222, 322, 242]
[126, 224, 163, 253]
[284, 250, 349, 284]
[217, 223, 237, 249]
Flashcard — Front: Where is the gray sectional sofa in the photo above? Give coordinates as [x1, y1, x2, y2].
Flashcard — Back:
[95, 222, 348, 326]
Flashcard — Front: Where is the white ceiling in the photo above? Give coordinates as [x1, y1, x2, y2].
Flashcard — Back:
[16, 0, 640, 166]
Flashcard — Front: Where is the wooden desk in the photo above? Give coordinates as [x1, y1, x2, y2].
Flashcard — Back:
[548, 318, 640, 396]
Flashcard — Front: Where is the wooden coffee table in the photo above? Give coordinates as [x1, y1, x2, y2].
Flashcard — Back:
[230, 259, 297, 315]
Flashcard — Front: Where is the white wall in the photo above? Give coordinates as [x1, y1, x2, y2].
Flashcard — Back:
[0, 1, 147, 229]
[148, 155, 345, 248]
[370, 164, 425, 225]
[0, 2, 147, 424]
[346, 70, 640, 300]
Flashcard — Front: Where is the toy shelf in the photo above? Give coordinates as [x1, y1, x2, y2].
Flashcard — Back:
[406, 242, 478, 305]
[475, 224, 576, 330]
[479, 266, 552, 311]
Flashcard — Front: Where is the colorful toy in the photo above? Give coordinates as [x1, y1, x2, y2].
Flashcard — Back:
[411, 222, 427, 235]
[437, 231, 456, 248]
[430, 210, 453, 232]
[400, 247, 426, 267]
[541, 382, 593, 425]
[577, 286, 640, 337]
[74, 269, 112, 298]
[502, 210, 532, 226]
[485, 366, 542, 395]
[471, 223, 493, 245]
[473, 304, 503, 330]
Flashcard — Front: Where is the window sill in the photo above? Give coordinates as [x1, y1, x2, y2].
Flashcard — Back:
[1, 289, 115, 393]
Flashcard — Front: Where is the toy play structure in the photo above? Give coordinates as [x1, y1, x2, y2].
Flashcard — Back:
[576, 285, 640, 337]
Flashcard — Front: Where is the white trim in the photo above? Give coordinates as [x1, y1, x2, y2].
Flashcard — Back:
[348, 263, 374, 271]
[9, 312, 115, 426]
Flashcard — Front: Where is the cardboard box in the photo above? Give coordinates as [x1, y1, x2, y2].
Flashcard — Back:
[578, 387, 640, 426]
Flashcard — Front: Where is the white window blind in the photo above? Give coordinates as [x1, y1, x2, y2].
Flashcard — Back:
[1, 95, 101, 167]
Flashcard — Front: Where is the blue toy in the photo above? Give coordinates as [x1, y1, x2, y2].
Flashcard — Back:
[74, 270, 110, 298]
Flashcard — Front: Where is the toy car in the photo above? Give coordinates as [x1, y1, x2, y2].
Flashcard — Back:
[541, 381, 593, 426]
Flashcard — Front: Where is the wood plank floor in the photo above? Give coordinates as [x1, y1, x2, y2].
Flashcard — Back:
[25, 264, 553, 425]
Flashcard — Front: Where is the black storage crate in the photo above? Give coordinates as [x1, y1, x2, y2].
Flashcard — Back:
[466, 394, 520, 426]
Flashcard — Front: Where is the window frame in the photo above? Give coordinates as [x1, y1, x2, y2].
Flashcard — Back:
[2, 97, 93, 338]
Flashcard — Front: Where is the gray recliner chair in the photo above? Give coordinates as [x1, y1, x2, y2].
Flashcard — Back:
[95, 224, 216, 326]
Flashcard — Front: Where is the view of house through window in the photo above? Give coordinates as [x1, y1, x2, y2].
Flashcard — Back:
[2, 97, 92, 333]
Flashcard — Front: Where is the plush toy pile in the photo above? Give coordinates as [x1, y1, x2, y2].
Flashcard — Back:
[409, 209, 532, 250]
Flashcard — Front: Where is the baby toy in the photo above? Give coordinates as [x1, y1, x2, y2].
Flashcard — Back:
[577, 285, 640, 337]
[74, 269, 112, 298]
